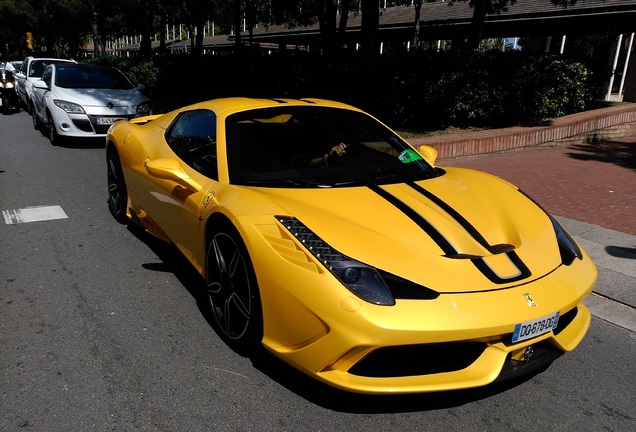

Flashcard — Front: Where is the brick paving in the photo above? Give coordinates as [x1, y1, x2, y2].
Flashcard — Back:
[441, 137, 636, 235]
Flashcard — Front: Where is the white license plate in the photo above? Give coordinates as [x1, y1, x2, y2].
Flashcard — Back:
[97, 117, 125, 125]
[512, 311, 560, 343]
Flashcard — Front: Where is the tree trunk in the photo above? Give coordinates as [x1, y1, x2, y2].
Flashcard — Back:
[337, 0, 352, 51]
[318, 0, 337, 56]
[413, 0, 423, 49]
[360, 0, 380, 112]
[139, 0, 154, 58]
[467, 0, 488, 50]
[193, 20, 205, 56]
[89, 19, 105, 57]
[159, 13, 166, 53]
[233, 0, 242, 51]
[361, 0, 379, 60]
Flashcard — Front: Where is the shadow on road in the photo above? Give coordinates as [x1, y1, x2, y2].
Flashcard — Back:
[606, 245, 636, 260]
[123, 223, 548, 411]
[250, 347, 547, 412]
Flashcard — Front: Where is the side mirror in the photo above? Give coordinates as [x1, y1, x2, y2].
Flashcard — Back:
[145, 158, 202, 192]
[33, 80, 48, 90]
[16, 72, 26, 79]
[418, 145, 438, 166]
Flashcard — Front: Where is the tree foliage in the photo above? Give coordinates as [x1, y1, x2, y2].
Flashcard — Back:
[1, 0, 438, 59]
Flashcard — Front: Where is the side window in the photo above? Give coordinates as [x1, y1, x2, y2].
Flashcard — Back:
[165, 109, 218, 180]
[42, 67, 52, 87]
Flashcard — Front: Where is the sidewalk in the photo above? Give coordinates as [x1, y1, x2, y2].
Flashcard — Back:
[558, 216, 636, 334]
[410, 106, 636, 333]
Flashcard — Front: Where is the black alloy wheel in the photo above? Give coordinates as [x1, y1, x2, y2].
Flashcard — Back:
[106, 149, 129, 223]
[205, 224, 263, 354]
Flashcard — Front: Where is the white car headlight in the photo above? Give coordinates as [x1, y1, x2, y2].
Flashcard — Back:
[54, 99, 85, 114]
[136, 101, 152, 116]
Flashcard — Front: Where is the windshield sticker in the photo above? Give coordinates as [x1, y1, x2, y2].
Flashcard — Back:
[398, 149, 423, 163]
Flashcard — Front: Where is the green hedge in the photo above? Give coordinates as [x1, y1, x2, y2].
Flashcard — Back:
[371, 51, 595, 130]
[89, 50, 595, 131]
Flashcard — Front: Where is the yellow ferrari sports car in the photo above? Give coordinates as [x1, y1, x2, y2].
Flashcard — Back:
[105, 97, 596, 394]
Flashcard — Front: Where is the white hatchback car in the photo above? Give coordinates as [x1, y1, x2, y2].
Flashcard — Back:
[31, 63, 151, 144]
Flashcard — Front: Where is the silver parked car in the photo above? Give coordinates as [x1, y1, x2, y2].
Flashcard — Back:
[31, 63, 152, 145]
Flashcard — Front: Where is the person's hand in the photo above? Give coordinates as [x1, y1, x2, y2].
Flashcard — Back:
[329, 143, 347, 158]
[309, 143, 348, 167]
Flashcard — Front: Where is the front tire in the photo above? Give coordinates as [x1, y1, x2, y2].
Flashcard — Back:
[106, 148, 129, 223]
[47, 112, 63, 146]
[205, 223, 263, 354]
[32, 107, 40, 130]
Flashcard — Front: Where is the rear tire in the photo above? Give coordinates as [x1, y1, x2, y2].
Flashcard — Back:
[205, 222, 263, 355]
[2, 98, 8, 115]
[106, 148, 129, 223]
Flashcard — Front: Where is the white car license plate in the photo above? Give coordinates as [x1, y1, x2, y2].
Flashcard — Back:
[512, 311, 560, 343]
[97, 117, 125, 125]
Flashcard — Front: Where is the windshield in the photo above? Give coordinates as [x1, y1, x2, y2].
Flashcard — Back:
[29, 60, 66, 78]
[55, 66, 134, 90]
[226, 106, 436, 187]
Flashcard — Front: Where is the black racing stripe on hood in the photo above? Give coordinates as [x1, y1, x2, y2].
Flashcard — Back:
[407, 182, 493, 251]
[407, 182, 532, 284]
[472, 251, 532, 284]
[368, 184, 457, 255]
[407, 182, 533, 284]
[405, 182, 532, 284]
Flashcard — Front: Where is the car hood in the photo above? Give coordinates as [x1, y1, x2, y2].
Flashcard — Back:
[53, 87, 147, 112]
[247, 167, 562, 293]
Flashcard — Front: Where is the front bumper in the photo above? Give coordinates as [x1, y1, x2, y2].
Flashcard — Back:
[54, 111, 136, 138]
[260, 250, 596, 394]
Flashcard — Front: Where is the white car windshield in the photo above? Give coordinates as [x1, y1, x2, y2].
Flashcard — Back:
[55, 65, 134, 90]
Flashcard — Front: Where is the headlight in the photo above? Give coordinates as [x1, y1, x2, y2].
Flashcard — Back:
[520, 190, 582, 266]
[549, 214, 582, 265]
[277, 216, 395, 305]
[54, 99, 85, 114]
[136, 101, 152, 116]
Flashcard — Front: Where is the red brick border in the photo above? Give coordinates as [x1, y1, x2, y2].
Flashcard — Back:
[408, 103, 636, 160]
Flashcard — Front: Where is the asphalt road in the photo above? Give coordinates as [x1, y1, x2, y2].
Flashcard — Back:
[1, 110, 635, 431]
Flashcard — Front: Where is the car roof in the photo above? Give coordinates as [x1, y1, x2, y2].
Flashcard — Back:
[188, 97, 358, 116]
[151, 98, 361, 129]
[51, 63, 111, 70]
[25, 56, 75, 62]
[25, 57, 77, 67]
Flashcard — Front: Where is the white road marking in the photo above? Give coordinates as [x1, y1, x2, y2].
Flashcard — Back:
[2, 205, 68, 224]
